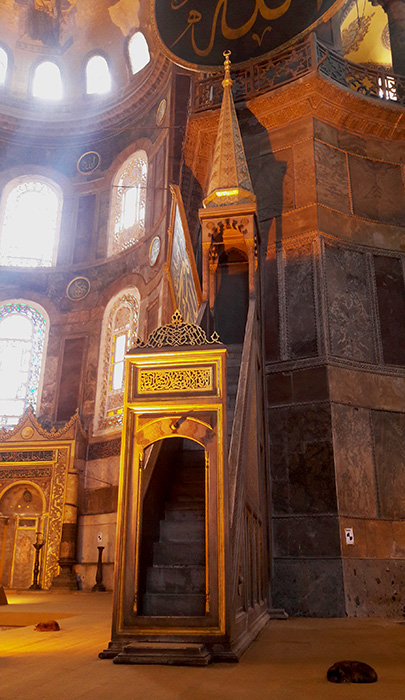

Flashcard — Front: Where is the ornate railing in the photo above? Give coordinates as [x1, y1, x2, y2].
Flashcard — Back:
[316, 41, 405, 106]
[192, 34, 405, 112]
[192, 37, 315, 111]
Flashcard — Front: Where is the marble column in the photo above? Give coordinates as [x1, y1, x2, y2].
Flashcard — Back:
[370, 0, 405, 76]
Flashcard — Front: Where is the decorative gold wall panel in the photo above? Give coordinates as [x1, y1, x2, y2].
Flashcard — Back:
[138, 367, 213, 394]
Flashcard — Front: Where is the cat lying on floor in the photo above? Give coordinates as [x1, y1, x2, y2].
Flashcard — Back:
[327, 660, 378, 683]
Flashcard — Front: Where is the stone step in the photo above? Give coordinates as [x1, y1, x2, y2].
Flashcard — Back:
[163, 509, 204, 523]
[165, 499, 205, 513]
[178, 450, 205, 468]
[160, 517, 205, 542]
[113, 642, 211, 666]
[142, 592, 206, 617]
[153, 541, 205, 566]
[146, 565, 205, 593]
[170, 482, 205, 499]
[172, 467, 205, 484]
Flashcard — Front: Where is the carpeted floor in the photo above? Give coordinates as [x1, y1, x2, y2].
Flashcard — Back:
[1, 591, 404, 700]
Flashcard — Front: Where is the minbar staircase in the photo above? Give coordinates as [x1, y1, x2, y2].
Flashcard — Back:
[226, 344, 243, 447]
[141, 444, 206, 617]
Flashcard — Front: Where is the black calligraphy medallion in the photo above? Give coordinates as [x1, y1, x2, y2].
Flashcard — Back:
[154, 0, 339, 67]
[77, 151, 101, 175]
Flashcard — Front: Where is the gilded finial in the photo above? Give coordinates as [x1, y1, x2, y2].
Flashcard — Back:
[222, 50, 233, 88]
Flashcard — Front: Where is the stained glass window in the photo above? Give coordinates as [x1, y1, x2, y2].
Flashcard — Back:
[0, 303, 47, 428]
[109, 152, 147, 256]
[128, 32, 150, 75]
[0, 47, 8, 86]
[95, 290, 140, 433]
[32, 61, 63, 101]
[86, 55, 111, 95]
[0, 178, 62, 267]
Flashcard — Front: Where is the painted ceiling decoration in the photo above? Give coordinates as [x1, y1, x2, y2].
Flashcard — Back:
[340, 0, 392, 67]
[153, 0, 341, 67]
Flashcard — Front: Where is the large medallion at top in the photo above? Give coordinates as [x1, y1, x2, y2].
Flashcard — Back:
[154, 0, 340, 67]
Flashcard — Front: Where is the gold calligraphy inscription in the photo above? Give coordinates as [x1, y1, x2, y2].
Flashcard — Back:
[170, 0, 324, 57]
[138, 367, 213, 393]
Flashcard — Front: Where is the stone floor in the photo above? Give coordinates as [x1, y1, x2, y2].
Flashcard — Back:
[1, 590, 404, 700]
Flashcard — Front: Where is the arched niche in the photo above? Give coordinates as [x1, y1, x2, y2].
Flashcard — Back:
[0, 481, 45, 589]
[214, 247, 249, 344]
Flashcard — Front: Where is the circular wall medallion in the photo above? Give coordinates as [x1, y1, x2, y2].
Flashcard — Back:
[77, 151, 101, 175]
[156, 99, 167, 126]
[66, 277, 91, 301]
[381, 23, 391, 51]
[21, 426, 34, 440]
[149, 236, 161, 266]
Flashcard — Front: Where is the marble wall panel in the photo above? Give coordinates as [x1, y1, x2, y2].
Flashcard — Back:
[348, 155, 405, 225]
[314, 119, 405, 163]
[153, 143, 166, 226]
[373, 255, 405, 366]
[146, 298, 159, 338]
[339, 517, 405, 560]
[273, 515, 340, 558]
[250, 147, 294, 222]
[288, 440, 336, 514]
[332, 404, 377, 518]
[73, 194, 96, 264]
[262, 255, 280, 362]
[56, 336, 86, 422]
[269, 404, 336, 515]
[272, 558, 346, 617]
[318, 206, 404, 251]
[329, 366, 405, 412]
[267, 367, 329, 406]
[82, 486, 118, 515]
[57, 196, 76, 266]
[372, 411, 405, 519]
[324, 243, 376, 362]
[315, 141, 351, 214]
[76, 512, 117, 590]
[285, 244, 318, 359]
[293, 140, 317, 209]
[342, 559, 405, 617]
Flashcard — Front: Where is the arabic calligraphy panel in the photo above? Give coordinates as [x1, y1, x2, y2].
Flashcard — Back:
[154, 0, 338, 67]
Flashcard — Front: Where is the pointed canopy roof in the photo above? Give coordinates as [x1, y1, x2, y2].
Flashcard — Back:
[203, 51, 256, 209]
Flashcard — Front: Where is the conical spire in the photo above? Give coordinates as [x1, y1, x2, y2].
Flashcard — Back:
[203, 51, 256, 209]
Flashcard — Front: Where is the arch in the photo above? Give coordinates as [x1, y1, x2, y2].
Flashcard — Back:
[135, 415, 215, 451]
[85, 53, 112, 95]
[0, 176, 63, 267]
[127, 32, 150, 75]
[32, 60, 63, 100]
[94, 287, 141, 434]
[0, 481, 46, 515]
[0, 300, 49, 428]
[0, 482, 46, 589]
[108, 150, 148, 256]
[215, 247, 249, 344]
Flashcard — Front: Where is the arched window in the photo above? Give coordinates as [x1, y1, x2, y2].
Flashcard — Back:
[86, 55, 111, 95]
[0, 302, 48, 428]
[32, 61, 63, 100]
[94, 289, 140, 433]
[0, 177, 62, 267]
[0, 47, 8, 86]
[109, 151, 147, 256]
[128, 32, 150, 75]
